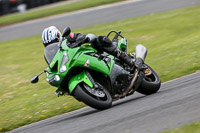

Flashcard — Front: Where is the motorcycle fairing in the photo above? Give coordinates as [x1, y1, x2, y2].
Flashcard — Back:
[109, 64, 130, 93]
[46, 39, 114, 88]
[68, 71, 93, 93]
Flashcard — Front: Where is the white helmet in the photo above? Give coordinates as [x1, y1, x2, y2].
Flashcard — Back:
[42, 26, 61, 46]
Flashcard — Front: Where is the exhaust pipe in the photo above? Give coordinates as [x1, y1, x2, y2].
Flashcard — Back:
[135, 44, 147, 61]
[113, 44, 147, 101]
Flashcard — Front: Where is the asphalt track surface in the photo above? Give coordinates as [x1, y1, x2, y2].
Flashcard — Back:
[1, 0, 200, 42]
[9, 72, 200, 133]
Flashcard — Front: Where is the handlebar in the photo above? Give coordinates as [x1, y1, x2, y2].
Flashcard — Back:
[106, 31, 125, 41]
[107, 30, 128, 54]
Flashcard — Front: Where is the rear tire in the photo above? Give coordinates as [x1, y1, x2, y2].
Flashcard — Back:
[136, 64, 161, 95]
[73, 84, 112, 110]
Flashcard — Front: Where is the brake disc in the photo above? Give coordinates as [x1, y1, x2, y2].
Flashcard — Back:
[83, 83, 105, 98]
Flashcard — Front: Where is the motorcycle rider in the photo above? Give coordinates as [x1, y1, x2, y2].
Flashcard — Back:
[42, 26, 143, 70]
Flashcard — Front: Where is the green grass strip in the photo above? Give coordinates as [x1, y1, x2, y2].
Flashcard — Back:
[0, 4, 200, 132]
[0, 0, 125, 26]
[162, 121, 200, 133]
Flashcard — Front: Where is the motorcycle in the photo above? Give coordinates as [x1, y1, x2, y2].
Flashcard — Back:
[31, 27, 161, 110]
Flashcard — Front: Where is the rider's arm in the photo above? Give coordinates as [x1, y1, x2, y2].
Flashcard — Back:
[86, 34, 95, 43]
[66, 32, 95, 48]
[74, 33, 95, 44]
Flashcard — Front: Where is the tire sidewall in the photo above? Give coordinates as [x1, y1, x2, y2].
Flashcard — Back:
[136, 64, 161, 95]
[73, 84, 112, 110]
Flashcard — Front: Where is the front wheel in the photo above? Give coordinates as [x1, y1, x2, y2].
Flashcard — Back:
[136, 64, 161, 95]
[73, 83, 112, 110]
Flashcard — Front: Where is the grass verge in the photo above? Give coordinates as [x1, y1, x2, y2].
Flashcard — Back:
[0, 4, 200, 132]
[162, 121, 200, 133]
[0, 0, 125, 26]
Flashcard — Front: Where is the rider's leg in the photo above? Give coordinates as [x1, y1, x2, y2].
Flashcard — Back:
[93, 36, 134, 67]
[113, 48, 134, 67]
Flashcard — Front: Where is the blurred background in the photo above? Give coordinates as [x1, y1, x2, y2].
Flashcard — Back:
[0, 0, 200, 132]
[0, 0, 63, 15]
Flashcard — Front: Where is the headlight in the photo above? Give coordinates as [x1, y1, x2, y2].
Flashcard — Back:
[46, 75, 60, 86]
[59, 51, 69, 73]
[60, 65, 67, 73]
[54, 75, 60, 82]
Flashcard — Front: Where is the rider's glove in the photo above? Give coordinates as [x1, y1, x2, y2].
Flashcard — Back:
[135, 58, 144, 70]
[102, 36, 112, 45]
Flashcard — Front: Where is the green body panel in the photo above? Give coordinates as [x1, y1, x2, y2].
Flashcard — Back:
[46, 39, 114, 89]
[71, 50, 114, 75]
[118, 38, 127, 52]
[68, 71, 93, 93]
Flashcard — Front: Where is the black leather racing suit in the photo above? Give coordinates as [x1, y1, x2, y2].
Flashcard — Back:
[66, 32, 135, 67]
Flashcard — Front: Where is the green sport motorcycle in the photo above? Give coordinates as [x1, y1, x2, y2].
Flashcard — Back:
[31, 27, 161, 110]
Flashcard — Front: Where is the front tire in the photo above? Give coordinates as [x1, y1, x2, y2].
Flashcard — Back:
[73, 84, 112, 110]
[136, 64, 161, 95]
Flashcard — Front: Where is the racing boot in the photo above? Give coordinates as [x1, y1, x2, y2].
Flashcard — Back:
[96, 36, 135, 68]
[111, 44, 144, 70]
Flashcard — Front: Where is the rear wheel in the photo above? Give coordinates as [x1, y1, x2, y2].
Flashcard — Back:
[73, 83, 112, 110]
[136, 64, 161, 95]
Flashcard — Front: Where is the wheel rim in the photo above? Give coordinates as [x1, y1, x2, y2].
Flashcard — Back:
[143, 64, 157, 82]
[83, 83, 106, 98]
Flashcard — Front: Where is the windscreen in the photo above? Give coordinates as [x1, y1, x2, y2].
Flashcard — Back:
[44, 43, 59, 64]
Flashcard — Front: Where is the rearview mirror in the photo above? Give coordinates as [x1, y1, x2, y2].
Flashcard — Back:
[30, 75, 39, 84]
[62, 27, 71, 37]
